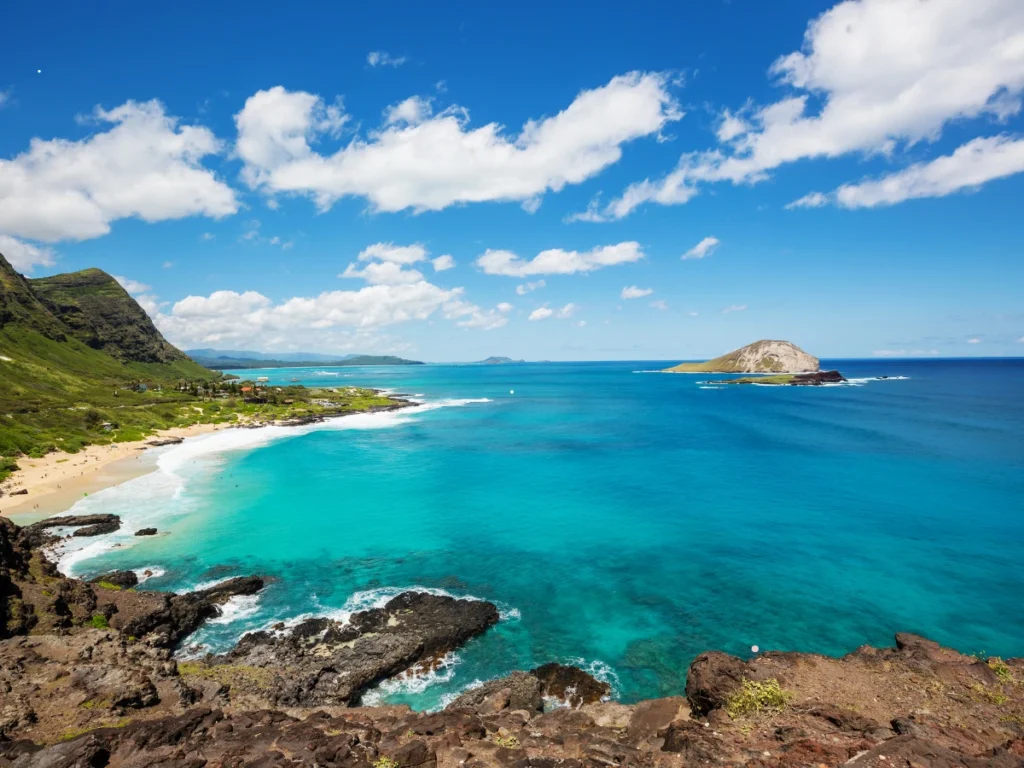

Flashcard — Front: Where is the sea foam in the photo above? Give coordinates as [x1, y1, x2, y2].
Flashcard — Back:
[47, 397, 492, 578]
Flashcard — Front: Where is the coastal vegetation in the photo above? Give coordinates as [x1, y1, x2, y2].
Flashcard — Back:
[724, 678, 793, 717]
[0, 252, 406, 482]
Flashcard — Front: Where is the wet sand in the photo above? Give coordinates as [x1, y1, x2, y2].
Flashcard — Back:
[0, 423, 226, 520]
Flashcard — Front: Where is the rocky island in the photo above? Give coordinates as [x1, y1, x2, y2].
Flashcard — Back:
[3, 513, 1023, 767]
[664, 340, 848, 385]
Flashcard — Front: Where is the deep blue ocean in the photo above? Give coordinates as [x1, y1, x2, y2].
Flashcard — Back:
[54, 359, 1024, 709]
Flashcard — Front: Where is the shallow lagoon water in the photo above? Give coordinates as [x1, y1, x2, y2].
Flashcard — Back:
[57, 359, 1024, 709]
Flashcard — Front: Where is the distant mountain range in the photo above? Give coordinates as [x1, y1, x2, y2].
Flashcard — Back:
[475, 356, 525, 365]
[185, 349, 362, 363]
[187, 350, 423, 370]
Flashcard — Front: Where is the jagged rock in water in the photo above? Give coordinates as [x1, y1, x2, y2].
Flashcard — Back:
[204, 591, 500, 707]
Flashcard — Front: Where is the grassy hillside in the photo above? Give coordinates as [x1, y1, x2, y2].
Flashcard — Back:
[31, 268, 197, 364]
[0, 254, 391, 478]
[0, 256, 222, 467]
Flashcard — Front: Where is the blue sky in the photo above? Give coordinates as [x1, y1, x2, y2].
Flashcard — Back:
[2, 0, 1022, 362]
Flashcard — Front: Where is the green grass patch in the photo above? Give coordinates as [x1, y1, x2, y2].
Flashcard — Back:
[972, 683, 1010, 706]
[989, 658, 1014, 684]
[725, 678, 793, 718]
[88, 614, 110, 629]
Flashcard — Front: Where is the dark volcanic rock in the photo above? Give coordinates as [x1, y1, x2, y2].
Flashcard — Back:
[447, 671, 544, 713]
[790, 369, 846, 385]
[90, 570, 139, 590]
[684, 651, 753, 716]
[531, 662, 610, 707]
[147, 437, 184, 446]
[445, 664, 610, 714]
[29, 513, 121, 531]
[26, 513, 121, 542]
[73, 519, 121, 537]
[134, 527, 158, 536]
[213, 591, 500, 707]
[118, 576, 265, 649]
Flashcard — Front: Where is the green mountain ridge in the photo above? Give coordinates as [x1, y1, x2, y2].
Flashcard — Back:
[30, 269, 189, 364]
[0, 252, 217, 463]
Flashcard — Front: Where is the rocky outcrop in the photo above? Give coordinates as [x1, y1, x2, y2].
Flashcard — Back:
[531, 663, 611, 707]
[114, 576, 265, 649]
[134, 527, 157, 536]
[21, 514, 122, 549]
[89, 570, 139, 590]
[444, 664, 610, 714]
[665, 339, 820, 373]
[3, 513, 1024, 767]
[198, 591, 501, 708]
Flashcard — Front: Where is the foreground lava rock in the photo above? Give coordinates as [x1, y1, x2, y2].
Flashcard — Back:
[197, 590, 501, 707]
[3, 515, 1024, 767]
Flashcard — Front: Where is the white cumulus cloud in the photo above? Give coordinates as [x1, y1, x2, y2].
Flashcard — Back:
[0, 100, 238, 243]
[477, 242, 643, 277]
[791, 136, 1024, 209]
[621, 286, 653, 299]
[113, 275, 152, 295]
[431, 254, 455, 272]
[0, 234, 56, 273]
[601, 0, 1024, 217]
[234, 73, 680, 214]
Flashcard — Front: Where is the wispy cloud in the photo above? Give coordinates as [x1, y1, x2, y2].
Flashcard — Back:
[478, 242, 643, 277]
[528, 303, 577, 321]
[367, 51, 407, 68]
[722, 304, 747, 314]
[621, 286, 653, 299]
[516, 280, 546, 295]
[682, 236, 719, 260]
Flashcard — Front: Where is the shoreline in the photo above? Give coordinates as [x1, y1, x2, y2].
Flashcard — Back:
[1, 400, 419, 522]
[0, 422, 227, 519]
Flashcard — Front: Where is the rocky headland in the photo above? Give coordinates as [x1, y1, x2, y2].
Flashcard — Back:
[3, 514, 1023, 767]
[664, 341, 822, 374]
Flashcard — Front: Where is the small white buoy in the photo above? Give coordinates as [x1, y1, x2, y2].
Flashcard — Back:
[509, 389, 514, 395]
[751, 645, 759, 653]
[37, 69, 42, 74]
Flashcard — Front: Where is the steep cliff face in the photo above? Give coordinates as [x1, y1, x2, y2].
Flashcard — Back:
[30, 268, 186, 364]
[0, 254, 67, 341]
[664, 340, 820, 374]
[0, 252, 214, 443]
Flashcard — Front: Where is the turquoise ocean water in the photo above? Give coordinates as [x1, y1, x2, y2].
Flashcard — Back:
[51, 359, 1024, 709]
